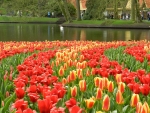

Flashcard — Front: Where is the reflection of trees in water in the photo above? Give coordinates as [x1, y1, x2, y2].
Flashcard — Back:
[80, 30, 86, 41]
[131, 30, 141, 41]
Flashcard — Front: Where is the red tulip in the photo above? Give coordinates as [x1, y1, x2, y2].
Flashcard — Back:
[38, 99, 52, 113]
[23, 108, 34, 113]
[28, 93, 39, 103]
[65, 98, 77, 109]
[27, 85, 37, 93]
[69, 105, 82, 113]
[139, 84, 150, 96]
[13, 99, 28, 111]
[15, 88, 25, 99]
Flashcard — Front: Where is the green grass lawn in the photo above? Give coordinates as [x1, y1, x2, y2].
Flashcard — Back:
[0, 16, 59, 22]
[71, 20, 105, 25]
[68, 19, 150, 26]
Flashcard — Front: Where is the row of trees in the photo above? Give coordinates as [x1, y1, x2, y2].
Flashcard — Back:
[0, 0, 144, 23]
[57, 0, 143, 23]
[0, 0, 76, 17]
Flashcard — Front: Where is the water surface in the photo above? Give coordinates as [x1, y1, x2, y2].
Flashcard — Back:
[0, 23, 150, 41]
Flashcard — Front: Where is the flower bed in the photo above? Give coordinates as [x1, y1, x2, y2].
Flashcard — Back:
[0, 40, 150, 113]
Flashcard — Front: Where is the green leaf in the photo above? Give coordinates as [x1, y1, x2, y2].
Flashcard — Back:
[111, 110, 117, 113]
[124, 95, 131, 105]
[128, 107, 136, 113]
[1, 92, 16, 113]
[0, 91, 4, 99]
[122, 105, 129, 113]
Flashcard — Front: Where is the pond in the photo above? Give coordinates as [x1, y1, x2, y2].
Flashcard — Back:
[0, 23, 150, 41]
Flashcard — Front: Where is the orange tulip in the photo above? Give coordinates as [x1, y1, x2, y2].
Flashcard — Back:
[79, 80, 86, 92]
[102, 77, 108, 89]
[76, 62, 80, 69]
[141, 105, 148, 113]
[62, 78, 67, 85]
[116, 90, 124, 104]
[102, 95, 110, 111]
[67, 59, 73, 67]
[63, 63, 67, 70]
[115, 74, 122, 83]
[136, 102, 142, 113]
[136, 102, 150, 113]
[86, 68, 90, 76]
[96, 111, 104, 113]
[118, 82, 125, 93]
[94, 77, 101, 87]
[142, 102, 150, 113]
[85, 97, 95, 109]
[73, 53, 77, 60]
[63, 56, 68, 62]
[80, 55, 84, 62]
[56, 52, 61, 59]
[130, 93, 140, 107]
[107, 81, 114, 92]
[96, 88, 102, 100]
[70, 70, 76, 81]
[73, 60, 77, 66]
[51, 61, 54, 67]
[71, 86, 77, 97]
[91, 68, 96, 75]
[77, 69, 83, 79]
[82, 61, 87, 69]
[58, 66, 64, 76]
[55, 60, 60, 67]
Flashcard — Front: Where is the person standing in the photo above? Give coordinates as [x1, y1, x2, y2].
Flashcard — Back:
[48, 12, 50, 18]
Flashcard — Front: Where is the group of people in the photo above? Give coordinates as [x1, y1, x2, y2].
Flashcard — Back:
[47, 12, 54, 18]
[147, 13, 150, 21]
[121, 13, 130, 20]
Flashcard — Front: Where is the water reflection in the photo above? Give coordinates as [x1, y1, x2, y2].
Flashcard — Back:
[0, 23, 150, 41]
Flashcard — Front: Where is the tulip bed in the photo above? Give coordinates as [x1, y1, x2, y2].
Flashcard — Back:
[0, 40, 150, 113]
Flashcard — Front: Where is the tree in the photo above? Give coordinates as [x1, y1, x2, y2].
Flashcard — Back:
[85, 0, 108, 20]
[76, 0, 81, 21]
[131, 0, 142, 22]
[114, 0, 118, 19]
[56, 0, 72, 23]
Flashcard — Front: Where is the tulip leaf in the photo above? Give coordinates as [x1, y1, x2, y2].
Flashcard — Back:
[0, 91, 4, 99]
[147, 96, 150, 105]
[111, 110, 117, 113]
[122, 105, 129, 113]
[128, 107, 136, 113]
[124, 95, 130, 105]
[1, 92, 15, 113]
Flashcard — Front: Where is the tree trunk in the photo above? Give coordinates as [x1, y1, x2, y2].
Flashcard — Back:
[114, 0, 118, 19]
[135, 0, 142, 23]
[131, 0, 135, 21]
[56, 0, 68, 22]
[76, 0, 81, 21]
[62, 0, 72, 23]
